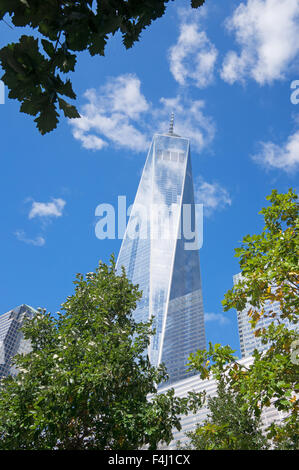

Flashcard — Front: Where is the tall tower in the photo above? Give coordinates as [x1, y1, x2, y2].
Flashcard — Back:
[117, 122, 206, 384]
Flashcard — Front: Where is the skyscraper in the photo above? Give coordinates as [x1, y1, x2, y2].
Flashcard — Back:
[0, 304, 35, 380]
[233, 273, 287, 358]
[116, 121, 206, 384]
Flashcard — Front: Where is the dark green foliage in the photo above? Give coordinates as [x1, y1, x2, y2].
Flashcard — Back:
[0, 0, 206, 134]
[187, 379, 269, 450]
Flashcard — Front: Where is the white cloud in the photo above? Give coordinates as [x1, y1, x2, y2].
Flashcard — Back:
[71, 74, 216, 154]
[70, 74, 150, 153]
[205, 312, 230, 325]
[72, 129, 107, 151]
[15, 197, 66, 246]
[29, 198, 66, 219]
[221, 0, 299, 85]
[154, 96, 215, 153]
[194, 177, 232, 217]
[169, 20, 218, 88]
[15, 230, 45, 247]
[102, 74, 149, 119]
[252, 128, 299, 171]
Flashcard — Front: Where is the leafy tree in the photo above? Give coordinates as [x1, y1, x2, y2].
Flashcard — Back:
[188, 189, 299, 449]
[0, 257, 202, 450]
[186, 379, 269, 450]
[0, 0, 206, 135]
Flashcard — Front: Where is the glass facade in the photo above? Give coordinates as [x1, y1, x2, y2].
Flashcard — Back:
[233, 273, 293, 358]
[0, 304, 35, 380]
[117, 133, 206, 385]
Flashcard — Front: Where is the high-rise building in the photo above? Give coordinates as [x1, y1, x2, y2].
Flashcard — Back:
[0, 304, 36, 380]
[116, 121, 206, 385]
[233, 273, 287, 358]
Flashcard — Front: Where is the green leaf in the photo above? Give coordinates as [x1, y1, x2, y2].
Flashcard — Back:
[89, 35, 107, 56]
[58, 98, 80, 119]
[20, 99, 40, 116]
[34, 103, 59, 135]
[191, 0, 206, 8]
[57, 79, 76, 100]
[53, 49, 77, 73]
[41, 39, 55, 58]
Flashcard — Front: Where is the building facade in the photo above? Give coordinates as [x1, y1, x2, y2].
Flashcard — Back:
[116, 127, 206, 385]
[233, 273, 289, 358]
[0, 304, 35, 380]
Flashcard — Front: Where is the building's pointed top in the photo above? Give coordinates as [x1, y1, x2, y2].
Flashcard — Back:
[166, 112, 180, 137]
[169, 112, 175, 135]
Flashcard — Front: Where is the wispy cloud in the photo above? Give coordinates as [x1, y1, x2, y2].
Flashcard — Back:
[221, 0, 299, 85]
[169, 14, 218, 88]
[252, 127, 299, 171]
[71, 74, 216, 154]
[29, 198, 66, 219]
[15, 197, 66, 247]
[194, 177, 232, 217]
[205, 312, 230, 325]
[15, 230, 45, 247]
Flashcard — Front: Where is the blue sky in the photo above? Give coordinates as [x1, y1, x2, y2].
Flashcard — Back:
[1, 0, 299, 357]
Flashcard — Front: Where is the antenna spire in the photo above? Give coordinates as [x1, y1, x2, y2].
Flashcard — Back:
[169, 112, 174, 135]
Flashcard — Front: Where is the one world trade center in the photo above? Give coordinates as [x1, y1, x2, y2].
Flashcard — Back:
[116, 117, 206, 385]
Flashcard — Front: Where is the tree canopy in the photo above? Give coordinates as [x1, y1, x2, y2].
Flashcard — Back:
[186, 379, 269, 450]
[188, 189, 299, 449]
[0, 0, 206, 135]
[0, 257, 201, 450]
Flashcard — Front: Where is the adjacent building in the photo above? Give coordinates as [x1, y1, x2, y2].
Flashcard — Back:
[116, 121, 206, 385]
[233, 273, 289, 358]
[0, 304, 35, 380]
